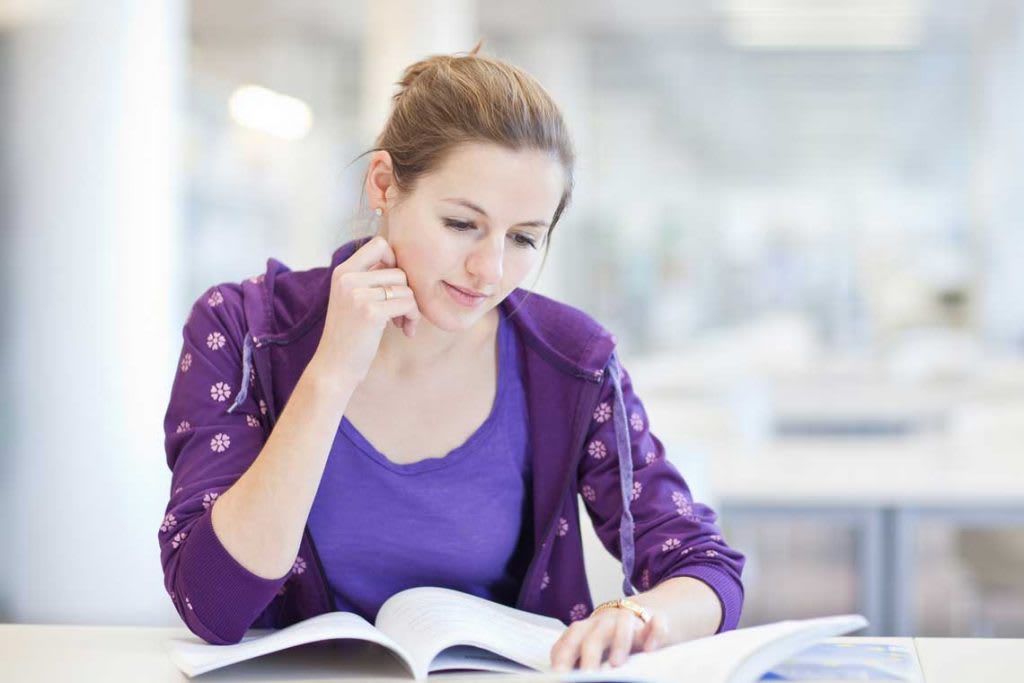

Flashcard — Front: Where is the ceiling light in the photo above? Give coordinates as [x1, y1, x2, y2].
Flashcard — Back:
[228, 85, 313, 141]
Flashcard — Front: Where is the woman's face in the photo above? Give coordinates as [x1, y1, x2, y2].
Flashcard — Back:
[378, 142, 565, 332]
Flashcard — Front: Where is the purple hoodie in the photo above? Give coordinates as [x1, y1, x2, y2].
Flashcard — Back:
[160, 235, 745, 645]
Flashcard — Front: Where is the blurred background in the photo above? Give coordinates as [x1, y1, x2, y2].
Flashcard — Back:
[1, 0, 1023, 637]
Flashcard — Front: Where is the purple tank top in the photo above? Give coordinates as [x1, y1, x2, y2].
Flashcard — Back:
[307, 307, 532, 621]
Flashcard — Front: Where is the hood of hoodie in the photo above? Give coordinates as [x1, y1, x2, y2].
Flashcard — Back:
[237, 234, 617, 380]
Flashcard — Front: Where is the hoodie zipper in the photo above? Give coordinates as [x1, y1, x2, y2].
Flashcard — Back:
[515, 365, 606, 613]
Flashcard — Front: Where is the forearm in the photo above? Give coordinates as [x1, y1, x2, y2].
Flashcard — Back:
[631, 576, 723, 644]
[211, 356, 357, 579]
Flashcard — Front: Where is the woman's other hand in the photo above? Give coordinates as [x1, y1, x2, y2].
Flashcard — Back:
[549, 605, 670, 672]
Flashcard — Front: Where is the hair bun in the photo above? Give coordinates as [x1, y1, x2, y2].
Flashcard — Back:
[393, 40, 485, 100]
[395, 57, 441, 94]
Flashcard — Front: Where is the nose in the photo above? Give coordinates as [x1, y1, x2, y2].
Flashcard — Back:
[466, 233, 504, 288]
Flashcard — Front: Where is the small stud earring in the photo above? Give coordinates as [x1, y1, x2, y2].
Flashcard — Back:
[374, 207, 383, 217]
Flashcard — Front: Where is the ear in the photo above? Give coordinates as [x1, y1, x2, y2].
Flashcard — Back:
[365, 150, 396, 209]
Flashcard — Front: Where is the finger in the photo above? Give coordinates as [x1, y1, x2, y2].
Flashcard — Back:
[609, 613, 639, 667]
[348, 268, 409, 288]
[551, 622, 591, 672]
[642, 614, 667, 652]
[380, 285, 414, 301]
[578, 618, 616, 671]
[345, 235, 396, 272]
[352, 284, 414, 303]
[550, 623, 583, 672]
[631, 612, 654, 651]
[373, 298, 422, 322]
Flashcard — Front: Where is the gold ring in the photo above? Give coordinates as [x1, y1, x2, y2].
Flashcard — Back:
[382, 285, 392, 301]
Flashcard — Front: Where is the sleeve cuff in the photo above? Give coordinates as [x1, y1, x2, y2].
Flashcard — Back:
[663, 565, 744, 633]
[178, 509, 289, 644]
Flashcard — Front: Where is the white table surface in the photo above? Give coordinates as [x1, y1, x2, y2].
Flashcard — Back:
[1, 623, 1022, 683]
[710, 444, 1024, 507]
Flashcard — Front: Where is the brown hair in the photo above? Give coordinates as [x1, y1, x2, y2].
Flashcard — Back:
[355, 41, 576, 283]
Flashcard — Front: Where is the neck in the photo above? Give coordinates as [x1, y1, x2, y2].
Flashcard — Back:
[372, 307, 498, 379]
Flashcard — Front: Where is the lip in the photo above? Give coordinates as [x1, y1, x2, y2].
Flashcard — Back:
[444, 281, 490, 307]
[445, 282, 490, 298]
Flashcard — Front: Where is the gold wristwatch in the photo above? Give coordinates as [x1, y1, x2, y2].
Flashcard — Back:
[591, 598, 652, 624]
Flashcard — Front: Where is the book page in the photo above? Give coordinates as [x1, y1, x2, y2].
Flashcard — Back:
[375, 587, 566, 680]
[430, 645, 537, 674]
[760, 640, 922, 681]
[558, 615, 869, 683]
[166, 611, 417, 678]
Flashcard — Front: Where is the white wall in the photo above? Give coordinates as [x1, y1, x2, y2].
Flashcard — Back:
[2, 0, 185, 625]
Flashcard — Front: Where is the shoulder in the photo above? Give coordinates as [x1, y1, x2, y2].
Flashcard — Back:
[183, 281, 247, 335]
[182, 252, 326, 343]
[501, 289, 617, 378]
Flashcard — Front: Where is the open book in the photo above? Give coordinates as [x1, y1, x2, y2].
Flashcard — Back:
[166, 586, 870, 682]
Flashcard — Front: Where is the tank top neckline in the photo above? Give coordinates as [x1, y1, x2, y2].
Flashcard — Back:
[338, 309, 512, 475]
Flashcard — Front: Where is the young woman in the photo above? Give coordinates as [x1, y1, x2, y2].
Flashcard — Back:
[159, 45, 744, 672]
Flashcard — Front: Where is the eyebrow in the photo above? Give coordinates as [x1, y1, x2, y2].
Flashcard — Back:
[442, 197, 549, 229]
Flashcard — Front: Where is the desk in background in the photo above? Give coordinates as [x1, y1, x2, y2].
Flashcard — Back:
[712, 442, 1024, 636]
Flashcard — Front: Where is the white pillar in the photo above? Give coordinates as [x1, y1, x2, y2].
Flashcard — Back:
[361, 0, 477, 145]
[3, 0, 185, 624]
[970, 5, 1024, 348]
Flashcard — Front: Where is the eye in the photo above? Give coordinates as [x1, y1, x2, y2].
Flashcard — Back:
[513, 234, 538, 249]
[443, 218, 538, 250]
[443, 218, 475, 231]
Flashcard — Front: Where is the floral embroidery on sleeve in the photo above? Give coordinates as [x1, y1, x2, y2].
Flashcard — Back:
[575, 355, 744, 619]
[210, 382, 232, 402]
[206, 331, 227, 350]
[161, 283, 279, 641]
[210, 433, 231, 453]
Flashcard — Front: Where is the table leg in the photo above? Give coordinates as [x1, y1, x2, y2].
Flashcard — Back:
[859, 508, 886, 636]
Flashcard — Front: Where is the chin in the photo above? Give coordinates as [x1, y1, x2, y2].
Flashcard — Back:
[436, 308, 489, 331]
[420, 299, 493, 333]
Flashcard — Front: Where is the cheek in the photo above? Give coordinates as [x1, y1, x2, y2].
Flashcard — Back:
[505, 252, 540, 284]
[393, 243, 440, 293]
